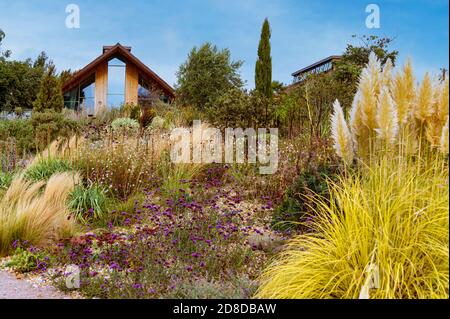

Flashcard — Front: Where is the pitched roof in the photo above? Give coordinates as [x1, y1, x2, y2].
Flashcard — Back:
[62, 43, 175, 98]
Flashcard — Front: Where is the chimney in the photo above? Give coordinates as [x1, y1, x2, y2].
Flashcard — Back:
[103, 44, 132, 54]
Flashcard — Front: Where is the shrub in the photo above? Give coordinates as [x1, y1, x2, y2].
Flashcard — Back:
[75, 137, 157, 199]
[24, 158, 73, 182]
[5, 246, 50, 273]
[67, 184, 108, 224]
[0, 119, 34, 154]
[256, 156, 449, 298]
[139, 107, 156, 128]
[272, 163, 339, 232]
[120, 103, 141, 120]
[111, 117, 139, 135]
[31, 110, 79, 152]
[0, 172, 79, 256]
[147, 116, 168, 131]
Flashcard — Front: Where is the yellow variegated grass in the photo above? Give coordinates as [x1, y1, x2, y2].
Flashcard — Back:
[0, 172, 79, 255]
[255, 156, 449, 299]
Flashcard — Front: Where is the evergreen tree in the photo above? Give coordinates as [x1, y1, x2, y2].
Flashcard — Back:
[255, 18, 272, 99]
[33, 62, 64, 112]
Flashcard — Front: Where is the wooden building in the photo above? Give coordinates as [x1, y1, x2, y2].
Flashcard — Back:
[62, 43, 175, 115]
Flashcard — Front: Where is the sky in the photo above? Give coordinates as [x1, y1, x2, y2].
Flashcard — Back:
[0, 0, 448, 88]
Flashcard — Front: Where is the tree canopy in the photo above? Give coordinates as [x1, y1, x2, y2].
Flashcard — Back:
[176, 42, 243, 109]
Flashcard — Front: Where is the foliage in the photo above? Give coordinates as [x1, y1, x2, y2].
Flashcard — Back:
[333, 35, 398, 86]
[0, 119, 34, 154]
[0, 46, 47, 113]
[176, 42, 243, 109]
[24, 158, 73, 182]
[255, 18, 272, 99]
[51, 174, 271, 298]
[139, 107, 156, 128]
[120, 103, 141, 120]
[32, 62, 64, 112]
[0, 28, 11, 59]
[256, 155, 449, 298]
[147, 116, 169, 131]
[272, 163, 339, 232]
[0, 171, 13, 190]
[205, 88, 275, 128]
[67, 184, 108, 224]
[111, 117, 140, 135]
[31, 110, 79, 152]
[74, 135, 161, 199]
[5, 245, 50, 273]
[205, 87, 248, 128]
[0, 173, 78, 256]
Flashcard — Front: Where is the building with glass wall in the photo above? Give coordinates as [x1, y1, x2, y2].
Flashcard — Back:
[62, 44, 175, 115]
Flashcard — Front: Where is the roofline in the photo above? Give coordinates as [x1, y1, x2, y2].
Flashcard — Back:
[291, 55, 342, 77]
[62, 43, 175, 98]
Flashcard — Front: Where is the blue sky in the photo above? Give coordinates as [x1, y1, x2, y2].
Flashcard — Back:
[0, 0, 448, 88]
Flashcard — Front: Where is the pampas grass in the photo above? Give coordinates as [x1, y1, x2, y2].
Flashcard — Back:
[332, 53, 449, 164]
[376, 88, 398, 145]
[255, 155, 449, 299]
[330, 100, 353, 165]
[0, 172, 79, 255]
[440, 117, 449, 155]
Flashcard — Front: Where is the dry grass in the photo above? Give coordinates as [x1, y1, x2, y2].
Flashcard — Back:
[0, 172, 79, 255]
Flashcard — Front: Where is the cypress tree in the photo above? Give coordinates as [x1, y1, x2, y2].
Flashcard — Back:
[33, 62, 64, 112]
[255, 18, 272, 98]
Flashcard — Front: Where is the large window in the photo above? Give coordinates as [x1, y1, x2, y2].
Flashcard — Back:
[138, 74, 169, 107]
[63, 74, 95, 115]
[107, 58, 126, 108]
[80, 76, 95, 115]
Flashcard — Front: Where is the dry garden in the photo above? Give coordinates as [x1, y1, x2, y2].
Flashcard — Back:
[0, 26, 448, 299]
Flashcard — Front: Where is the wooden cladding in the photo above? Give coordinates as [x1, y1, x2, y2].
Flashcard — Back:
[125, 64, 139, 105]
[94, 61, 108, 113]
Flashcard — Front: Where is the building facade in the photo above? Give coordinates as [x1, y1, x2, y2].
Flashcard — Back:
[291, 55, 341, 84]
[62, 43, 175, 115]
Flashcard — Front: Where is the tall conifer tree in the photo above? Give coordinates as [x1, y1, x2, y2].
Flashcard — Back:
[255, 18, 272, 98]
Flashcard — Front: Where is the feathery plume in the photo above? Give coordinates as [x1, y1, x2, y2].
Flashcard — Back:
[331, 99, 354, 165]
[440, 117, 449, 155]
[381, 58, 393, 90]
[376, 88, 399, 144]
[367, 52, 382, 96]
[437, 78, 449, 121]
[359, 68, 378, 131]
[415, 72, 434, 122]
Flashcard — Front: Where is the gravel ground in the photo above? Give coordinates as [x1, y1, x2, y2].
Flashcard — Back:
[0, 270, 72, 299]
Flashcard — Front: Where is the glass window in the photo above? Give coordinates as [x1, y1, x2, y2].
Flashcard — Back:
[80, 75, 95, 115]
[64, 87, 79, 111]
[107, 58, 126, 108]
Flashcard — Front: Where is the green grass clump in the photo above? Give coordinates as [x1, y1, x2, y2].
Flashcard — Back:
[24, 158, 73, 182]
[67, 184, 108, 224]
